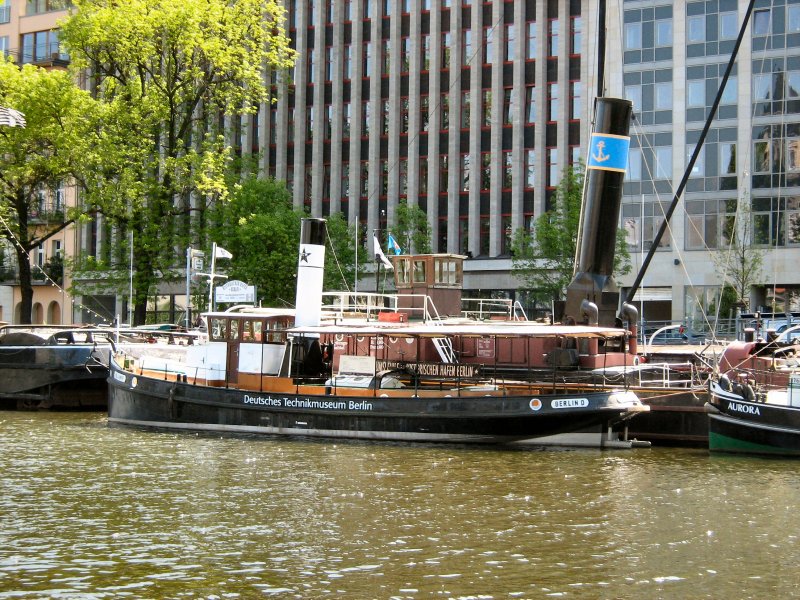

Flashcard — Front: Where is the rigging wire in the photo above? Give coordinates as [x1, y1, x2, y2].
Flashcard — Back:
[0, 212, 115, 323]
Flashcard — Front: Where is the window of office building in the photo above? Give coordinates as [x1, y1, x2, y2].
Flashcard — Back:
[622, 199, 671, 250]
[684, 198, 736, 250]
[548, 19, 559, 56]
[625, 22, 642, 50]
[440, 155, 449, 193]
[482, 90, 492, 126]
[719, 11, 738, 40]
[625, 84, 642, 112]
[524, 149, 535, 188]
[654, 146, 672, 179]
[789, 5, 800, 33]
[461, 154, 470, 191]
[571, 17, 582, 54]
[526, 85, 536, 122]
[753, 9, 771, 36]
[481, 152, 491, 190]
[463, 29, 473, 65]
[627, 147, 642, 181]
[687, 15, 705, 43]
[506, 24, 516, 62]
[483, 26, 494, 64]
[655, 18, 672, 47]
[526, 21, 537, 60]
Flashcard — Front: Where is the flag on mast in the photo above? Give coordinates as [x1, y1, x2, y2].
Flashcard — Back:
[373, 235, 394, 269]
[387, 234, 402, 255]
[215, 245, 233, 259]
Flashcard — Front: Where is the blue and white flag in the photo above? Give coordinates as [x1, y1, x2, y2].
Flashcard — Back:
[374, 234, 394, 269]
[387, 234, 403, 255]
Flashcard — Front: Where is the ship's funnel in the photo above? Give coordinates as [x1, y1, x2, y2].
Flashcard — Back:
[563, 97, 632, 326]
[294, 218, 327, 328]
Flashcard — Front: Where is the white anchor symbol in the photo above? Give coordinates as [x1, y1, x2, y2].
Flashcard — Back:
[592, 141, 610, 162]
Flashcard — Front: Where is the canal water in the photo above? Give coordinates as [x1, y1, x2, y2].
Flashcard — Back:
[1, 412, 799, 599]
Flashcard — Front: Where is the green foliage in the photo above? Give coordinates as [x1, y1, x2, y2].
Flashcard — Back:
[212, 178, 366, 306]
[215, 178, 302, 307]
[59, 0, 297, 323]
[392, 201, 432, 254]
[713, 195, 764, 310]
[511, 163, 632, 303]
[0, 59, 100, 322]
[42, 254, 64, 286]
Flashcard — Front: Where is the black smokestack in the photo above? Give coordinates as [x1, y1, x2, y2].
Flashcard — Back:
[563, 97, 632, 326]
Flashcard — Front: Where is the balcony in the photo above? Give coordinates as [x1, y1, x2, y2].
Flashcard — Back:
[29, 203, 65, 224]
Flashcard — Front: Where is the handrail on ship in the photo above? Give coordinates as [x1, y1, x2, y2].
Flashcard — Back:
[321, 291, 445, 323]
[320, 292, 525, 323]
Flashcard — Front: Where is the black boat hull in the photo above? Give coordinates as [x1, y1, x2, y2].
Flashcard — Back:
[0, 346, 109, 410]
[108, 360, 646, 444]
[708, 381, 800, 457]
[623, 389, 709, 447]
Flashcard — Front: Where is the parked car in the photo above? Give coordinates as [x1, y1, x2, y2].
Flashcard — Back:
[775, 322, 800, 342]
[646, 329, 690, 345]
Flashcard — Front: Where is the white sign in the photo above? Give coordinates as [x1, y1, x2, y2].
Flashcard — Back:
[215, 280, 255, 303]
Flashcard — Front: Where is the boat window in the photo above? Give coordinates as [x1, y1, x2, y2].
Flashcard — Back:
[396, 258, 412, 285]
[253, 321, 263, 342]
[267, 320, 283, 343]
[434, 258, 460, 286]
[229, 319, 240, 340]
[242, 320, 254, 341]
[413, 260, 426, 283]
[210, 318, 226, 340]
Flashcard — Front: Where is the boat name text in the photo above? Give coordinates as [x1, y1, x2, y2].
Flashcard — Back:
[242, 394, 373, 411]
[376, 360, 480, 378]
[551, 398, 590, 409]
[727, 401, 760, 416]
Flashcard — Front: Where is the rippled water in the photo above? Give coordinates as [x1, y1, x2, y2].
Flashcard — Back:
[1, 411, 799, 598]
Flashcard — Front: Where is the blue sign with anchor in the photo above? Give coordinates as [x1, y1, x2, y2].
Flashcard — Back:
[587, 133, 630, 172]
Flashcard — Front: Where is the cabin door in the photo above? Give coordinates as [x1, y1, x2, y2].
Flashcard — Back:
[226, 320, 240, 385]
[227, 342, 240, 385]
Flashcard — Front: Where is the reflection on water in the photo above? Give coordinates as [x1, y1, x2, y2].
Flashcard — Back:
[1, 411, 799, 598]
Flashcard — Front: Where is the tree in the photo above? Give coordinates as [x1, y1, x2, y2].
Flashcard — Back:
[60, 0, 296, 324]
[713, 195, 764, 311]
[511, 163, 631, 304]
[212, 178, 365, 307]
[0, 60, 98, 323]
[214, 178, 303, 307]
[391, 201, 432, 254]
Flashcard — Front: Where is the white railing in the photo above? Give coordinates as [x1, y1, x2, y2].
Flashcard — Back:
[321, 291, 442, 323]
[461, 298, 528, 321]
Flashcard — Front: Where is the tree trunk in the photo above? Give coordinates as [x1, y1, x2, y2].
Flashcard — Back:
[16, 245, 33, 325]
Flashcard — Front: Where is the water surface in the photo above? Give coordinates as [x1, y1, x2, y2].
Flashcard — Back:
[1, 412, 798, 598]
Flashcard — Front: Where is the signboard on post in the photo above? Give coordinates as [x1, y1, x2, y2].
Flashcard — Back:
[215, 280, 256, 304]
